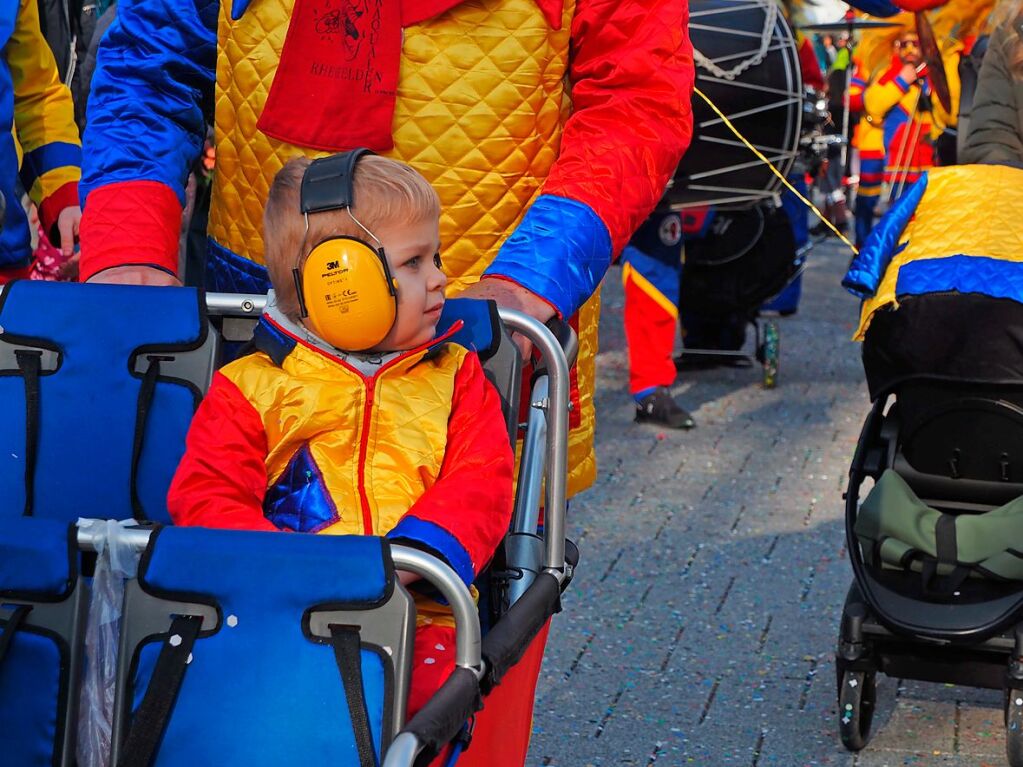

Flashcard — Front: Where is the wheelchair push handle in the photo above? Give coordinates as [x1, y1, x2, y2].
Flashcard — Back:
[543, 315, 579, 369]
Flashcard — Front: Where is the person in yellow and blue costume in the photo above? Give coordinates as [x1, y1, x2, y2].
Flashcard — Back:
[168, 153, 515, 766]
[844, 163, 1023, 341]
[0, 0, 82, 282]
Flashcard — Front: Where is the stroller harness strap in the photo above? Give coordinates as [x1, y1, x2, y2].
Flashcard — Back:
[330, 625, 378, 767]
[0, 281, 207, 524]
[118, 615, 203, 767]
[856, 470, 1023, 586]
[14, 349, 40, 517]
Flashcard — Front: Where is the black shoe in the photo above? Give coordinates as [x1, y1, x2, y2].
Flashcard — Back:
[634, 387, 696, 430]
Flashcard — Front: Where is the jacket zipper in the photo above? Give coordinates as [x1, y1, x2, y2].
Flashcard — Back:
[266, 318, 465, 535]
[357, 381, 375, 534]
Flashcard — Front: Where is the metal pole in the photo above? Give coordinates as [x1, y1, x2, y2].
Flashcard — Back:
[495, 309, 570, 579]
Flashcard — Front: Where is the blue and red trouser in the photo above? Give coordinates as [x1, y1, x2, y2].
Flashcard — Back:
[620, 210, 688, 398]
[855, 153, 884, 248]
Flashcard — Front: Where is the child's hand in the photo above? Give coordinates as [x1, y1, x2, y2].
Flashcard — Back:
[457, 276, 557, 358]
[56, 205, 82, 257]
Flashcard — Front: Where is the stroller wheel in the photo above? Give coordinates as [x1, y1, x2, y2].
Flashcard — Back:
[1005, 688, 1023, 766]
[761, 321, 779, 389]
[838, 669, 876, 751]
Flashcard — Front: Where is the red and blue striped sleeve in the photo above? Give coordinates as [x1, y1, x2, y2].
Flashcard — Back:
[485, 0, 694, 319]
[8, 0, 81, 240]
[78, 0, 217, 280]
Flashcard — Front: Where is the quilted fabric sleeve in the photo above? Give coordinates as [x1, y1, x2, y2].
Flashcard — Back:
[8, 0, 81, 241]
[485, 0, 694, 319]
[386, 353, 514, 587]
[78, 0, 217, 278]
[167, 372, 279, 531]
[843, 172, 929, 298]
[961, 27, 1023, 166]
[864, 73, 911, 125]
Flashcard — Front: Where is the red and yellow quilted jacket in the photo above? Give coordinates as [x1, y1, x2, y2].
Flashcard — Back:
[168, 310, 515, 595]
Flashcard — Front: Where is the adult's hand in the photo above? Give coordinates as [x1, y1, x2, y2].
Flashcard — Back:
[85, 265, 181, 286]
[458, 277, 556, 357]
[56, 206, 82, 257]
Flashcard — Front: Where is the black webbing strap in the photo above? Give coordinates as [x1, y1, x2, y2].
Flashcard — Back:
[0, 605, 32, 665]
[117, 614, 202, 767]
[919, 515, 971, 597]
[130, 357, 162, 522]
[15, 350, 41, 516]
[329, 625, 377, 767]
[935, 514, 958, 570]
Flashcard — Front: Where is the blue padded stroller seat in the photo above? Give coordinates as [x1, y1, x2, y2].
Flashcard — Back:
[113, 527, 414, 767]
[0, 517, 84, 767]
[0, 282, 215, 523]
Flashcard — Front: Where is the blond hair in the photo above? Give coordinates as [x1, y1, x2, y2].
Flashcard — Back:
[264, 154, 441, 320]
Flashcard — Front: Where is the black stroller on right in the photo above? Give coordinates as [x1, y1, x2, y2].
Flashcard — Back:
[837, 287, 1023, 764]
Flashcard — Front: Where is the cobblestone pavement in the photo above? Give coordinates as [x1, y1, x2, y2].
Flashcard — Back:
[527, 239, 1006, 766]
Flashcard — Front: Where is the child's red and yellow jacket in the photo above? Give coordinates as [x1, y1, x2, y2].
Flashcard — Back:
[0, 0, 80, 274]
[167, 308, 515, 591]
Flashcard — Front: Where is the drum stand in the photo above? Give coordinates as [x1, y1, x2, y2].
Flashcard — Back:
[674, 240, 811, 390]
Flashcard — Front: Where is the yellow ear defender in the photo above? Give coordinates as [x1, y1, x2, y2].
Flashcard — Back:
[292, 149, 398, 351]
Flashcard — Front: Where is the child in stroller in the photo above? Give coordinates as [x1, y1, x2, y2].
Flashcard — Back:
[838, 163, 1023, 764]
[168, 151, 514, 748]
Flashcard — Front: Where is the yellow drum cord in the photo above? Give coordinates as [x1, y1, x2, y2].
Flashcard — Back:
[693, 86, 859, 256]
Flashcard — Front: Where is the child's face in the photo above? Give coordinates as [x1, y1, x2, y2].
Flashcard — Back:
[369, 216, 446, 352]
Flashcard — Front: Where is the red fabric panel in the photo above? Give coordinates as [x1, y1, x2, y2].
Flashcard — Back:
[38, 181, 80, 245]
[799, 38, 824, 90]
[78, 181, 182, 282]
[167, 372, 278, 531]
[623, 270, 677, 394]
[0, 265, 34, 283]
[894, 0, 944, 10]
[406, 624, 458, 719]
[400, 353, 515, 577]
[460, 621, 551, 767]
[544, 0, 694, 257]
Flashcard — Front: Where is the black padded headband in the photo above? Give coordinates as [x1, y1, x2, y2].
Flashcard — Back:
[300, 148, 375, 214]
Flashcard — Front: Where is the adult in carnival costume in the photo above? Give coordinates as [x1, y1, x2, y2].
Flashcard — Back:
[79, 0, 694, 496]
[77, 1, 695, 762]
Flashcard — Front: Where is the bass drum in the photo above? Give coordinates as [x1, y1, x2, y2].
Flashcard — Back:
[667, 0, 803, 209]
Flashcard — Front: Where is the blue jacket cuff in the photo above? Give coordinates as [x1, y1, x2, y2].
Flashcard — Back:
[842, 173, 929, 299]
[387, 517, 475, 588]
[485, 194, 612, 319]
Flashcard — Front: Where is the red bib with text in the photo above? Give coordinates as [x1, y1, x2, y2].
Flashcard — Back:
[257, 0, 564, 152]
